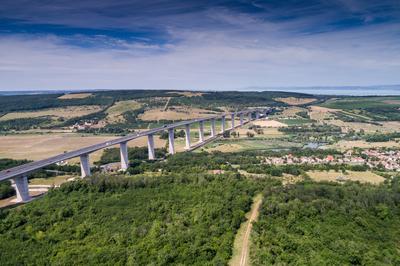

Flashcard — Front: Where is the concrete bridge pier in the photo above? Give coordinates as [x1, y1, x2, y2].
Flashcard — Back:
[168, 128, 175, 155]
[147, 134, 155, 160]
[256, 111, 260, 119]
[221, 115, 226, 133]
[120, 142, 129, 170]
[80, 154, 91, 178]
[231, 113, 235, 129]
[198, 121, 205, 142]
[12, 175, 31, 202]
[248, 112, 252, 121]
[240, 114, 244, 126]
[210, 118, 216, 137]
[184, 124, 191, 150]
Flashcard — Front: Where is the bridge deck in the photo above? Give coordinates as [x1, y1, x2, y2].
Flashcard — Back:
[0, 109, 266, 181]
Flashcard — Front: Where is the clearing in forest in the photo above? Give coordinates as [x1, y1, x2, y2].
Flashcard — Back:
[57, 93, 93, 99]
[307, 170, 385, 184]
[274, 97, 317, 105]
[167, 91, 205, 97]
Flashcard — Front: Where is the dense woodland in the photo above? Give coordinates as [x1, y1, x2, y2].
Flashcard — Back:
[252, 179, 400, 265]
[0, 150, 399, 264]
[0, 167, 274, 265]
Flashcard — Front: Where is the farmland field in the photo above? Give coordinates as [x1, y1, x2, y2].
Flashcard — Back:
[105, 100, 142, 123]
[57, 93, 93, 99]
[0, 106, 104, 122]
[307, 170, 385, 184]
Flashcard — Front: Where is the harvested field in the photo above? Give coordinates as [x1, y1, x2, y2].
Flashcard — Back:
[307, 170, 384, 184]
[58, 93, 93, 99]
[105, 100, 142, 123]
[327, 140, 400, 151]
[139, 106, 218, 121]
[324, 119, 399, 133]
[252, 120, 288, 128]
[0, 133, 166, 164]
[309, 105, 339, 120]
[204, 139, 301, 152]
[383, 100, 400, 105]
[275, 97, 317, 105]
[0, 106, 104, 121]
[167, 91, 205, 97]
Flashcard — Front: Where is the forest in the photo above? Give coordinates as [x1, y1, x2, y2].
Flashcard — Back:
[0, 150, 399, 264]
[0, 168, 274, 265]
[252, 178, 400, 265]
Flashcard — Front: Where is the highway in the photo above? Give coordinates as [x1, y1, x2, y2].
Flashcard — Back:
[0, 109, 266, 182]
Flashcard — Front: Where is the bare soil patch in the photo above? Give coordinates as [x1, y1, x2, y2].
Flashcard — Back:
[58, 93, 93, 99]
[275, 97, 317, 105]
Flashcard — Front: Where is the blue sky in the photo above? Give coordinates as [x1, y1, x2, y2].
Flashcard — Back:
[0, 0, 399, 90]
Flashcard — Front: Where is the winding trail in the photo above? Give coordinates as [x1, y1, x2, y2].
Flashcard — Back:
[229, 194, 263, 266]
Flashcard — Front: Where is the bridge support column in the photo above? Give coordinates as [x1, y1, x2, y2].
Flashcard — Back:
[80, 154, 91, 178]
[231, 113, 235, 129]
[248, 112, 252, 121]
[184, 124, 191, 150]
[147, 134, 155, 160]
[210, 118, 216, 137]
[264, 110, 268, 118]
[256, 111, 260, 119]
[120, 142, 129, 170]
[240, 114, 244, 126]
[12, 175, 31, 202]
[221, 115, 226, 133]
[168, 128, 175, 155]
[199, 121, 205, 142]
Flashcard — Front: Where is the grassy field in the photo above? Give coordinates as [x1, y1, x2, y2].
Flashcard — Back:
[204, 139, 301, 153]
[327, 140, 400, 151]
[307, 170, 385, 184]
[105, 100, 142, 123]
[57, 93, 93, 99]
[0, 106, 104, 122]
[139, 106, 219, 121]
[274, 97, 317, 105]
[320, 96, 400, 109]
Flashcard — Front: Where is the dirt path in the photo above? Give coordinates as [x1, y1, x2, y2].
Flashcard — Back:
[229, 194, 263, 266]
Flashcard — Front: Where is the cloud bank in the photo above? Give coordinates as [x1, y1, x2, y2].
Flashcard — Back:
[0, 0, 399, 90]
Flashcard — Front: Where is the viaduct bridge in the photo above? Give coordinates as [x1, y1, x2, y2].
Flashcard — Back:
[0, 108, 270, 203]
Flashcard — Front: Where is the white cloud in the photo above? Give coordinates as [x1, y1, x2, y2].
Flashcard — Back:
[0, 13, 399, 90]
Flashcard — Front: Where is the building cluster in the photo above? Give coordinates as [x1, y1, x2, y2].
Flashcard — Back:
[70, 120, 105, 131]
[263, 149, 400, 171]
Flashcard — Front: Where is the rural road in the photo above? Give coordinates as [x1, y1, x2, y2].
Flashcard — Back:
[238, 195, 263, 266]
